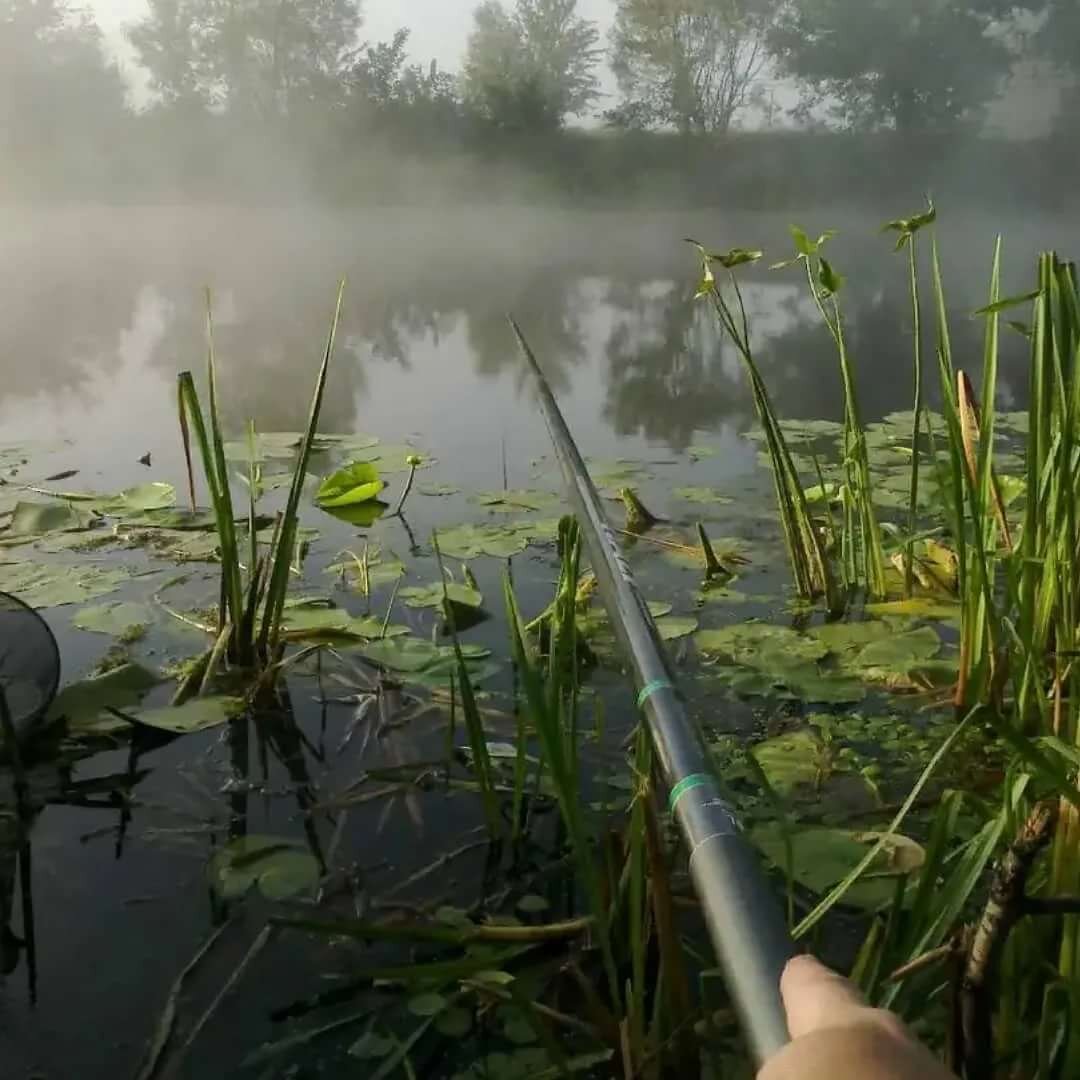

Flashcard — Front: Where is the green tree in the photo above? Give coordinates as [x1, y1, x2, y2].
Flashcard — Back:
[609, 0, 775, 134]
[768, 0, 1023, 132]
[0, 1, 127, 189]
[463, 0, 601, 131]
[129, 0, 363, 117]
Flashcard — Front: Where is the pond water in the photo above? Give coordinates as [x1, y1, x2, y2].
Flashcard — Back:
[0, 204, 1076, 1078]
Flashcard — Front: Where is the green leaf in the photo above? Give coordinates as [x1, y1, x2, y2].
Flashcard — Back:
[673, 487, 731, 504]
[407, 992, 449, 1018]
[73, 602, 154, 636]
[48, 664, 161, 735]
[359, 637, 492, 678]
[100, 482, 177, 513]
[401, 582, 484, 611]
[6, 501, 96, 537]
[321, 501, 388, 528]
[695, 623, 829, 665]
[436, 523, 530, 560]
[852, 627, 940, 671]
[753, 730, 823, 796]
[753, 823, 925, 911]
[790, 225, 812, 256]
[436, 1007, 474, 1039]
[349, 1031, 396, 1061]
[0, 561, 129, 608]
[864, 598, 961, 621]
[419, 484, 461, 497]
[818, 257, 845, 297]
[687, 446, 718, 462]
[315, 462, 386, 508]
[207, 836, 319, 901]
[709, 248, 763, 269]
[655, 615, 698, 641]
[280, 603, 409, 640]
[473, 490, 559, 513]
[130, 696, 245, 734]
[974, 291, 1041, 316]
[516, 894, 550, 915]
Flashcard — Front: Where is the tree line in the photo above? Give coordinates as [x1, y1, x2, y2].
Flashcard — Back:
[2, 0, 1077, 197]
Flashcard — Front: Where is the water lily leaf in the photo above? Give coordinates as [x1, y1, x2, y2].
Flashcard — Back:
[853, 627, 940, 672]
[408, 992, 448, 1018]
[280, 603, 408, 640]
[517, 894, 550, 915]
[648, 601, 674, 618]
[673, 487, 731, 504]
[436, 524, 528, 560]
[803, 482, 841, 504]
[809, 620, 896, 655]
[419, 484, 461, 497]
[0, 561, 129, 608]
[6, 501, 96, 537]
[223, 432, 311, 462]
[864, 598, 961, 622]
[753, 823, 925, 911]
[99, 483, 177, 514]
[752, 730, 824, 795]
[696, 623, 829, 665]
[474, 490, 558, 513]
[656, 615, 698, 641]
[326, 550, 405, 594]
[322, 501, 389, 528]
[359, 637, 492, 676]
[401, 582, 484, 611]
[436, 1007, 474, 1039]
[208, 836, 319, 901]
[687, 446, 718, 462]
[351, 445, 435, 473]
[73, 602, 153, 636]
[503, 1016, 538, 1045]
[131, 696, 245, 734]
[48, 663, 161, 735]
[350, 1031, 396, 1061]
[315, 462, 386, 508]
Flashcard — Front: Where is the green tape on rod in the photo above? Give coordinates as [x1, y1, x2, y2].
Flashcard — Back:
[636, 679, 675, 709]
[668, 773, 714, 813]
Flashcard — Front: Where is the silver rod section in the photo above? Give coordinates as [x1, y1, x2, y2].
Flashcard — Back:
[513, 320, 794, 1065]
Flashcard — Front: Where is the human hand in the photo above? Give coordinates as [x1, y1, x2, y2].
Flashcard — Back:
[757, 955, 956, 1080]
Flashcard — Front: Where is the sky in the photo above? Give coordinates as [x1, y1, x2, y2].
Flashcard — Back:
[90, 0, 618, 96]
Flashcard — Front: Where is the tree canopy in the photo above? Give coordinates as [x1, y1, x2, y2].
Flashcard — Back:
[610, 0, 775, 134]
[768, 0, 1024, 132]
[463, 0, 601, 131]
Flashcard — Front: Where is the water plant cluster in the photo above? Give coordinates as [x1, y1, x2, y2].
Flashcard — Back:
[1, 212, 1079, 1078]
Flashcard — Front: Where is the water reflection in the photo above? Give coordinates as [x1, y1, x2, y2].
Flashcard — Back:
[0, 207, 1052, 458]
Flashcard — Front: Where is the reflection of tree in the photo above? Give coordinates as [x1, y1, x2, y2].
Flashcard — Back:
[602, 281, 741, 448]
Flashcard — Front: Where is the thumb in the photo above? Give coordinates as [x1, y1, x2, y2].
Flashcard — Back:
[780, 955, 870, 1038]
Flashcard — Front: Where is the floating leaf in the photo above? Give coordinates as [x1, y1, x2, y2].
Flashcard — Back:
[474, 490, 558, 513]
[48, 663, 161, 735]
[852, 627, 941, 672]
[687, 446, 718, 462]
[73, 602, 154, 636]
[696, 623, 829, 665]
[100, 483, 177, 514]
[0, 561, 129, 608]
[280, 603, 408, 640]
[752, 730, 824, 796]
[753, 823, 925, 911]
[5, 501, 96, 537]
[436, 523, 529, 560]
[131, 696, 244, 734]
[419, 484, 461, 497]
[359, 637, 492, 678]
[351, 445, 435, 473]
[401, 582, 484, 611]
[673, 487, 731, 504]
[655, 615, 698, 641]
[864, 598, 961, 621]
[207, 836, 319, 901]
[517, 894, 550, 915]
[408, 992, 449, 1018]
[315, 462, 386, 509]
[349, 1031, 396, 1061]
[436, 1007, 474, 1039]
[321, 501, 389, 528]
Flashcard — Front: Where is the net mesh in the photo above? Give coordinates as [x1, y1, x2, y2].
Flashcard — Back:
[0, 593, 61, 736]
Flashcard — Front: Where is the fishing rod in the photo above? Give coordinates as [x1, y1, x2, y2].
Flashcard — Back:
[512, 320, 794, 1066]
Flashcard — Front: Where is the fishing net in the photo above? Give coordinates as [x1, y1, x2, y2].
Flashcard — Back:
[0, 592, 60, 739]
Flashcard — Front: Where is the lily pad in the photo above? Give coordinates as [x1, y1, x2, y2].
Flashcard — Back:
[349, 1031, 396, 1061]
[0, 561, 129, 608]
[673, 487, 731, 504]
[753, 823, 925, 911]
[655, 615, 698, 641]
[73, 602, 154, 636]
[864, 597, 961, 622]
[280, 603, 409, 640]
[315, 462, 386, 508]
[407, 992, 448, 1018]
[436, 523, 529, 560]
[47, 663, 161, 735]
[687, 446, 718, 462]
[474, 490, 559, 513]
[752, 730, 824, 796]
[5, 501, 97, 538]
[401, 582, 484, 611]
[100, 483, 177, 514]
[419, 484, 461, 497]
[852, 627, 940, 672]
[359, 637, 492, 681]
[351, 445, 435, 473]
[326, 550, 405, 595]
[436, 1007, 474, 1039]
[130, 696, 245, 734]
[321, 501, 388, 528]
[695, 623, 829, 665]
[207, 836, 320, 901]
